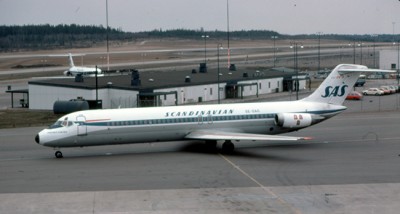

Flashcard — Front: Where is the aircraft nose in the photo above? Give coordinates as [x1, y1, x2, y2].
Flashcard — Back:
[35, 134, 40, 144]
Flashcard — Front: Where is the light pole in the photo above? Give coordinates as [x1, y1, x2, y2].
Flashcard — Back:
[393, 22, 396, 44]
[358, 42, 363, 65]
[317, 32, 322, 72]
[217, 43, 223, 104]
[106, 0, 110, 72]
[41, 57, 47, 72]
[202, 35, 209, 64]
[290, 42, 303, 100]
[339, 44, 344, 62]
[352, 40, 356, 64]
[397, 41, 399, 84]
[271, 35, 278, 67]
[371, 34, 378, 68]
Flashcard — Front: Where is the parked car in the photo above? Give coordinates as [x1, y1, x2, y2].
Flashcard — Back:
[354, 75, 366, 87]
[388, 85, 398, 93]
[362, 88, 384, 96]
[346, 91, 363, 100]
[393, 85, 400, 93]
[379, 86, 391, 95]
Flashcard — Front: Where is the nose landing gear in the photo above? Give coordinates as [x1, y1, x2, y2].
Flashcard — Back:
[55, 151, 63, 158]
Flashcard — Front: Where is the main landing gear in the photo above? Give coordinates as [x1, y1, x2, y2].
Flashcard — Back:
[222, 140, 235, 153]
[205, 140, 235, 153]
[55, 151, 63, 158]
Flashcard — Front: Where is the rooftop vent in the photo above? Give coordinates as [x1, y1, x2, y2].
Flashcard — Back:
[199, 63, 207, 73]
[229, 64, 236, 71]
[131, 69, 141, 86]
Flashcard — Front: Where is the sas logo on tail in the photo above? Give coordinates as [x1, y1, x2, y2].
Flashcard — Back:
[321, 85, 348, 98]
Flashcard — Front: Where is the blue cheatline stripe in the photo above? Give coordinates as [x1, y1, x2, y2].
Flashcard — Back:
[82, 109, 343, 127]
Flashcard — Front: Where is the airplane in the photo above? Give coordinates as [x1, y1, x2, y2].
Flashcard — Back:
[63, 53, 103, 77]
[35, 64, 393, 158]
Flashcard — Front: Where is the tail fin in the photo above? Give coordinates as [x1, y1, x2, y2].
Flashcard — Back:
[68, 53, 75, 67]
[302, 64, 394, 105]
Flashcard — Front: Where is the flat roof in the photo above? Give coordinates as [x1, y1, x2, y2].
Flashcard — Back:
[6, 89, 29, 93]
[29, 66, 295, 91]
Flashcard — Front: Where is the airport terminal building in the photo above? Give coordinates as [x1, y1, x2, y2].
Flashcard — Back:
[380, 50, 400, 71]
[28, 67, 307, 110]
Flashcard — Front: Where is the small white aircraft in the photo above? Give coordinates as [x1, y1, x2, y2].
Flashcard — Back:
[35, 64, 393, 158]
[63, 53, 103, 77]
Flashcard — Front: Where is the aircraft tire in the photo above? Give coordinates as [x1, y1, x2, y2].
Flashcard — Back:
[55, 151, 63, 158]
[222, 140, 235, 153]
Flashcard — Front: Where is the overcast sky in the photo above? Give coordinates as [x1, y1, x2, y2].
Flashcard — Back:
[1, 0, 400, 35]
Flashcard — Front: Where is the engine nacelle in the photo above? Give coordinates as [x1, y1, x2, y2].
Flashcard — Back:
[275, 113, 315, 129]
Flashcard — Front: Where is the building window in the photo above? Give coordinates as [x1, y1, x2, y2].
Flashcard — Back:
[268, 82, 271, 88]
[210, 88, 213, 95]
[259, 83, 262, 89]
[391, 64, 396, 69]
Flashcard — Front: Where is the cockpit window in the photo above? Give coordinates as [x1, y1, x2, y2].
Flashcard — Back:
[49, 121, 63, 129]
[49, 119, 73, 129]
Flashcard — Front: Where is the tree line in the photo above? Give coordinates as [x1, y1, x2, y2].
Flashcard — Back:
[0, 24, 130, 51]
[0, 24, 397, 52]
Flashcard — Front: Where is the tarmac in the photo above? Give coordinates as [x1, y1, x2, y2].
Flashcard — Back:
[1, 108, 400, 213]
[1, 76, 400, 213]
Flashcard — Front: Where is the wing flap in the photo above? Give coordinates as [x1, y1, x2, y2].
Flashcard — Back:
[185, 130, 311, 141]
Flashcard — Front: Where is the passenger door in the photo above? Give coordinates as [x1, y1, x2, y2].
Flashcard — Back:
[76, 115, 87, 136]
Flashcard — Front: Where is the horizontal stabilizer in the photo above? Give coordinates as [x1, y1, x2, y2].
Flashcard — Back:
[185, 130, 311, 141]
[338, 68, 394, 74]
[48, 53, 86, 57]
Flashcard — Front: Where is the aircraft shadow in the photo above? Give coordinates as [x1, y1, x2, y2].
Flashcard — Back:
[49, 141, 323, 161]
[178, 141, 315, 162]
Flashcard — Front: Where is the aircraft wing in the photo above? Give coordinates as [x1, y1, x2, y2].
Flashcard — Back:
[184, 130, 311, 141]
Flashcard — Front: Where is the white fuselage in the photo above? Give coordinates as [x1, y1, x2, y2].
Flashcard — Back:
[36, 100, 345, 148]
[64, 66, 103, 77]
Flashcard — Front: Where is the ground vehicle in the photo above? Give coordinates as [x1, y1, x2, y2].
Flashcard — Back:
[388, 85, 397, 93]
[362, 88, 384, 96]
[346, 91, 363, 100]
[393, 85, 400, 92]
[379, 86, 392, 94]
[354, 75, 366, 87]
